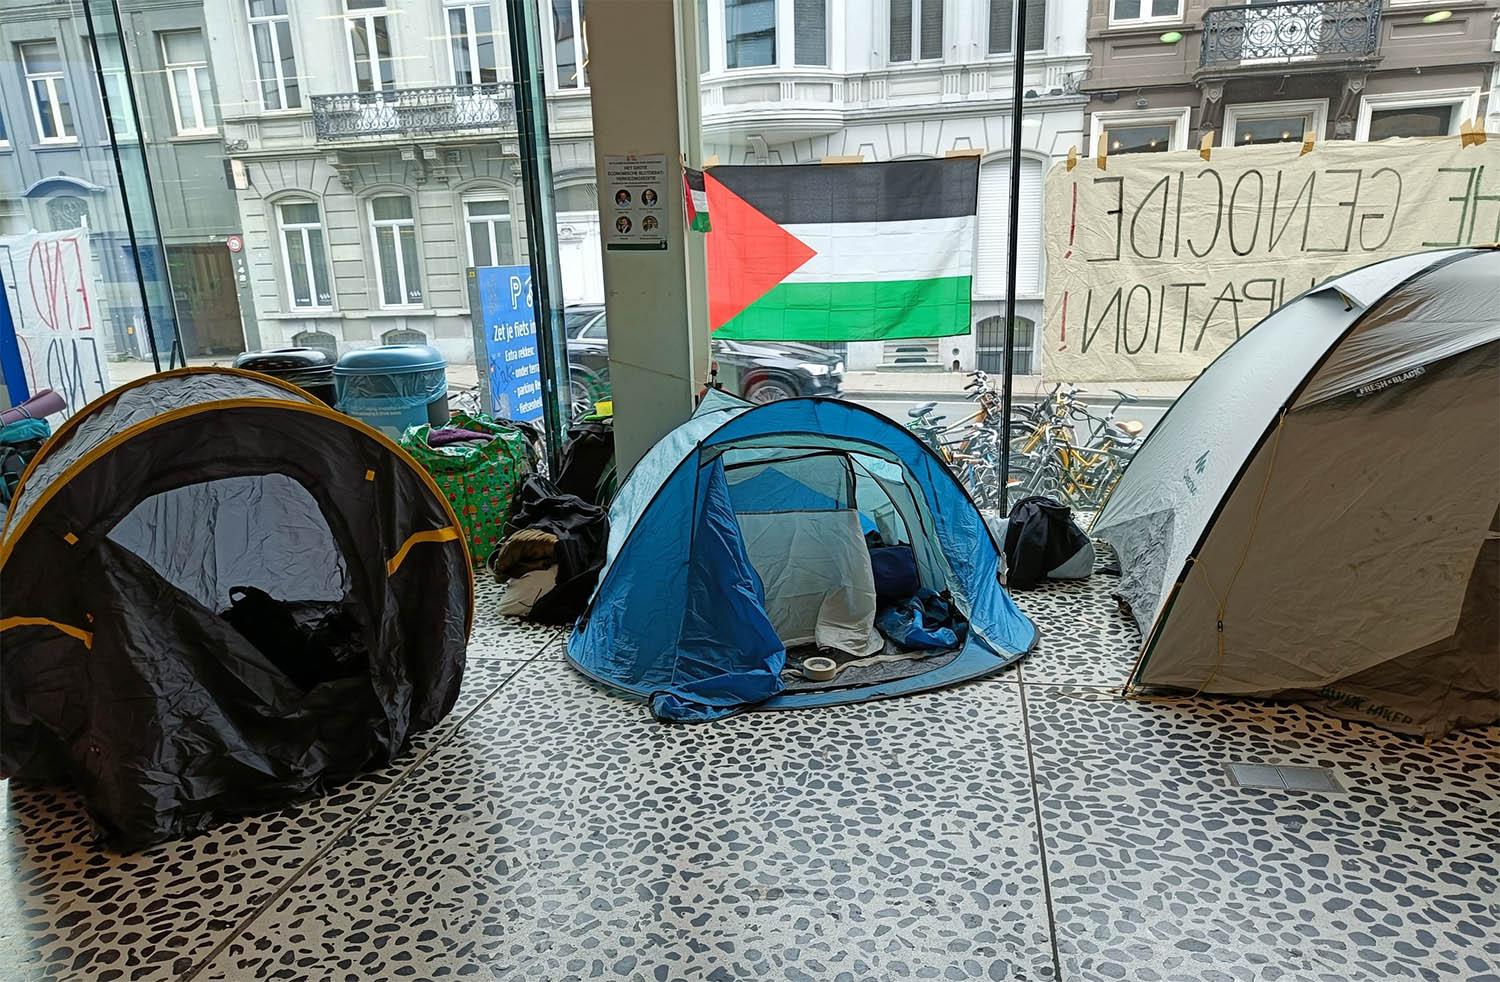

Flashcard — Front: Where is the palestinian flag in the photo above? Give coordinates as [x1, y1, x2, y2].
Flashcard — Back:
[683, 167, 710, 232]
[706, 158, 979, 341]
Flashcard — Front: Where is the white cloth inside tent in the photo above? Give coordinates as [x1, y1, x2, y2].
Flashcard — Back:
[737, 509, 883, 656]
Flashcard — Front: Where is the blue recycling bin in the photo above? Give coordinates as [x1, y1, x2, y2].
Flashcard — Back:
[333, 344, 450, 437]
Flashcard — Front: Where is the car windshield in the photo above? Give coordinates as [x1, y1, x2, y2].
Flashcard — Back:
[564, 308, 602, 338]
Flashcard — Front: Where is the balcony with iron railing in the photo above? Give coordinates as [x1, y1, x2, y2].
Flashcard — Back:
[310, 83, 517, 142]
[1199, 0, 1381, 71]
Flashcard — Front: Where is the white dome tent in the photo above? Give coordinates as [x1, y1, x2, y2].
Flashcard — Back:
[1094, 247, 1499, 738]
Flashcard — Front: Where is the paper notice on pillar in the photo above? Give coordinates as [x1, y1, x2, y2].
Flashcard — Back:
[477, 265, 544, 423]
[1042, 137, 1500, 382]
[0, 228, 112, 419]
[603, 153, 669, 251]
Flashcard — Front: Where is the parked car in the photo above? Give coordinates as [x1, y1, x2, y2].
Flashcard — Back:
[564, 304, 844, 414]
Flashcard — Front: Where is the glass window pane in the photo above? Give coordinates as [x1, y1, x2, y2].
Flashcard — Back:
[399, 226, 422, 303]
[553, 0, 578, 86]
[33, 81, 58, 138]
[172, 71, 199, 129]
[285, 230, 312, 305]
[22, 41, 64, 75]
[726, 0, 776, 69]
[249, 0, 287, 16]
[196, 70, 219, 128]
[1233, 113, 1308, 145]
[373, 17, 394, 87]
[890, 0, 912, 62]
[346, 0, 387, 9]
[794, 0, 826, 66]
[1024, 1, 1045, 50]
[1113, 0, 1141, 19]
[474, 6, 497, 83]
[466, 199, 508, 216]
[469, 224, 492, 267]
[372, 196, 412, 221]
[698, 0, 709, 72]
[1369, 106, 1452, 140]
[989, 0, 1013, 54]
[919, 0, 942, 60]
[308, 230, 332, 305]
[276, 22, 300, 107]
[1151, 0, 1180, 17]
[1106, 123, 1172, 154]
[449, 7, 473, 84]
[376, 227, 401, 305]
[350, 20, 374, 91]
[163, 31, 205, 64]
[281, 201, 319, 224]
[252, 23, 281, 109]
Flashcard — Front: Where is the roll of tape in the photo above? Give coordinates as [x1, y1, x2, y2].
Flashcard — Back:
[803, 656, 837, 681]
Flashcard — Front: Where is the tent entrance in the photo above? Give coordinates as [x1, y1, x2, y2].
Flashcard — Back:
[107, 474, 372, 693]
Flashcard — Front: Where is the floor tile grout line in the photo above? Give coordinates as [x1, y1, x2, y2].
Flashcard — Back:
[182, 625, 564, 980]
[1017, 671, 1066, 982]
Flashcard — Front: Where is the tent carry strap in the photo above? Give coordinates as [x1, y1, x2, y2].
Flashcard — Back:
[1187, 408, 1289, 696]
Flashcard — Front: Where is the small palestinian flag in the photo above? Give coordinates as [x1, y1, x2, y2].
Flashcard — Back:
[706, 158, 978, 341]
[683, 167, 710, 233]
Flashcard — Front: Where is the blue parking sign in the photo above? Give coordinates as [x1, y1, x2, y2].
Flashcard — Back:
[476, 265, 544, 423]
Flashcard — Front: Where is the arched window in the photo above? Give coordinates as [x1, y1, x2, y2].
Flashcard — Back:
[554, 182, 597, 213]
[292, 329, 338, 356]
[368, 195, 422, 308]
[975, 315, 1036, 375]
[277, 199, 333, 309]
[381, 327, 427, 345]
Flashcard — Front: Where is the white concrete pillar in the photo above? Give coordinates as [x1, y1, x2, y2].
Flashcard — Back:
[585, 0, 708, 473]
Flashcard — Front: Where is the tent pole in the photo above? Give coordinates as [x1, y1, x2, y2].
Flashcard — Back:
[997, 0, 1027, 517]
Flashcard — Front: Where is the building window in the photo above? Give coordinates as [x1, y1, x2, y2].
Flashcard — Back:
[447, 1, 498, 86]
[1110, 0, 1181, 26]
[279, 201, 333, 309]
[554, 182, 597, 212]
[553, 0, 588, 89]
[93, 35, 137, 140]
[21, 41, 76, 143]
[890, 0, 942, 64]
[248, 0, 301, 110]
[370, 195, 422, 308]
[465, 197, 514, 268]
[345, 0, 395, 93]
[1090, 108, 1191, 155]
[1356, 89, 1478, 141]
[46, 195, 90, 231]
[988, 0, 1044, 55]
[975, 315, 1035, 375]
[1224, 100, 1327, 147]
[726, 0, 776, 68]
[0, 109, 9, 147]
[794, 0, 827, 66]
[161, 31, 218, 134]
[697, 0, 710, 72]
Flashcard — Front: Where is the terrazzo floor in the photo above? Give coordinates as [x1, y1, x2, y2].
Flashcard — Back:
[3, 562, 1497, 981]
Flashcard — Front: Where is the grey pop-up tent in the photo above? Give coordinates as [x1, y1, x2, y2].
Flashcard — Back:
[1094, 247, 1499, 738]
[1, 368, 471, 846]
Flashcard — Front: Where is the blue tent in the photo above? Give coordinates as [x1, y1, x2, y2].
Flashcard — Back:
[568, 392, 1039, 721]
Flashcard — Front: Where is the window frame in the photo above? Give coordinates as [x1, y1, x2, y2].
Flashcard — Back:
[888, 0, 945, 65]
[1355, 88, 1479, 141]
[368, 195, 423, 309]
[247, 0, 301, 112]
[344, 0, 396, 93]
[550, 0, 589, 91]
[446, 0, 499, 87]
[161, 30, 217, 136]
[1223, 98, 1328, 147]
[463, 194, 515, 269]
[724, 0, 777, 70]
[277, 199, 334, 311]
[20, 40, 77, 145]
[1089, 106, 1192, 155]
[1108, 0, 1182, 28]
[91, 35, 138, 141]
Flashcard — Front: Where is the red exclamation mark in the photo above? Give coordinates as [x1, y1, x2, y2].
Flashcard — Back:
[1063, 183, 1078, 259]
[1059, 290, 1069, 351]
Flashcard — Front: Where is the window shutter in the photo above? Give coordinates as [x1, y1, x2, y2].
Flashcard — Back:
[1025, 1, 1046, 51]
[795, 0, 827, 66]
[890, 0, 912, 62]
[989, 0, 1012, 54]
[919, 0, 943, 59]
[975, 157, 1043, 298]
